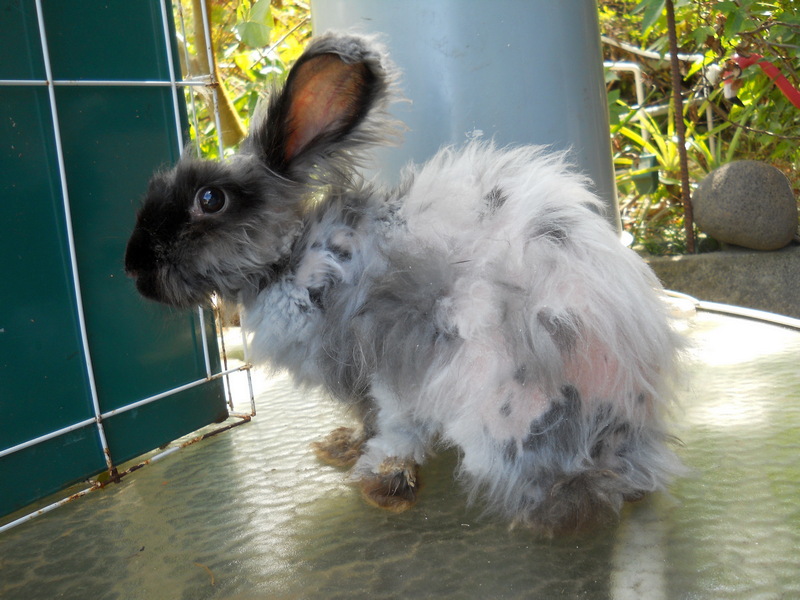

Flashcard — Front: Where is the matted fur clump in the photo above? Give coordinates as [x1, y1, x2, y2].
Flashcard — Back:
[125, 32, 683, 535]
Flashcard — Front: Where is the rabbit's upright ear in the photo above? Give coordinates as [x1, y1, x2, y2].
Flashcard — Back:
[248, 33, 395, 179]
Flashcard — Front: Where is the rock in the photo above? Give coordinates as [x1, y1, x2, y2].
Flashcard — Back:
[692, 160, 798, 250]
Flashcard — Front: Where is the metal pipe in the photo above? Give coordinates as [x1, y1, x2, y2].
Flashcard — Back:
[0, 413, 252, 535]
[602, 36, 705, 64]
[33, 0, 116, 475]
[0, 485, 98, 535]
[0, 417, 96, 459]
[605, 60, 649, 141]
[0, 0, 258, 532]
[98, 366, 251, 420]
[0, 78, 214, 87]
[174, 0, 204, 158]
[197, 0, 226, 157]
[667, 291, 800, 332]
[239, 324, 256, 416]
[159, 0, 187, 152]
[1, 364, 248, 459]
[198, 306, 213, 379]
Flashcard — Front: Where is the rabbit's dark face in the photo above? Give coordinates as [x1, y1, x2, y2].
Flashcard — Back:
[125, 33, 393, 309]
[125, 157, 301, 308]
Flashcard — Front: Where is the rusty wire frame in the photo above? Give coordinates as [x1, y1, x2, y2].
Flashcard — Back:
[0, 0, 255, 534]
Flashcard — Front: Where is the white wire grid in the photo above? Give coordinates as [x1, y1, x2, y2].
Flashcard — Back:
[0, 0, 255, 533]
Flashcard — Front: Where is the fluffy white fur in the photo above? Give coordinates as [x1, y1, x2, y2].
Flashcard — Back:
[241, 142, 682, 529]
[126, 33, 683, 534]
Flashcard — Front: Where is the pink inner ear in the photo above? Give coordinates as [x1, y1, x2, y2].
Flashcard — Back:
[284, 54, 368, 162]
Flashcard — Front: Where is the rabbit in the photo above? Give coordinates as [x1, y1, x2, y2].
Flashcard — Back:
[125, 32, 684, 535]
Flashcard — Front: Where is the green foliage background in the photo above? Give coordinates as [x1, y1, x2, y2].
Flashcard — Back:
[175, 0, 310, 158]
[602, 0, 799, 254]
[179, 0, 799, 255]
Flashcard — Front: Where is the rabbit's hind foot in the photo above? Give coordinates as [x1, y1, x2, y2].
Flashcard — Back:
[518, 470, 631, 537]
[357, 457, 420, 513]
[312, 427, 366, 468]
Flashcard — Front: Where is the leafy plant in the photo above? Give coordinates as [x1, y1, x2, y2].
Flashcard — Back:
[174, 0, 311, 158]
[602, 0, 800, 254]
[179, 1, 798, 254]
[612, 92, 738, 253]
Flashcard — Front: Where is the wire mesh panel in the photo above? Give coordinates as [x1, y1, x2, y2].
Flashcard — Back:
[0, 0, 246, 522]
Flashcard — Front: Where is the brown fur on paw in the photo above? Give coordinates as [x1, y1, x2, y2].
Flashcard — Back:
[622, 490, 648, 503]
[359, 458, 420, 513]
[311, 427, 365, 468]
[524, 470, 624, 537]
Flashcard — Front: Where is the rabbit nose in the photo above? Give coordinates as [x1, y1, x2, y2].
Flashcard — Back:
[124, 229, 157, 276]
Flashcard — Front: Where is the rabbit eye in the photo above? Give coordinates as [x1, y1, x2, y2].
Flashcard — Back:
[196, 186, 227, 214]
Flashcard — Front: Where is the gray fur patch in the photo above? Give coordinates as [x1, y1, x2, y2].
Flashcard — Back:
[484, 186, 508, 215]
[499, 397, 513, 417]
[503, 439, 518, 463]
[329, 244, 352, 262]
[319, 248, 462, 401]
[532, 219, 569, 244]
[522, 385, 582, 455]
[537, 309, 579, 354]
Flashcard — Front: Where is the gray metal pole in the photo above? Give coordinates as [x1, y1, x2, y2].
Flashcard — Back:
[312, 0, 620, 230]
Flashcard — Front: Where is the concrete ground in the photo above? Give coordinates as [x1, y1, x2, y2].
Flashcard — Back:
[646, 244, 800, 319]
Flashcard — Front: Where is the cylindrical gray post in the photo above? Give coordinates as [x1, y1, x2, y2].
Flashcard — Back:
[312, 0, 619, 229]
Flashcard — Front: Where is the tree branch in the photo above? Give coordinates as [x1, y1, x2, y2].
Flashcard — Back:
[191, 0, 247, 148]
[666, 0, 696, 254]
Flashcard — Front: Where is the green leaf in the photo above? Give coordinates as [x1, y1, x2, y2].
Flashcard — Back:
[233, 54, 258, 81]
[618, 126, 661, 158]
[250, 0, 274, 28]
[607, 89, 625, 125]
[236, 21, 271, 48]
[633, 0, 666, 31]
[724, 8, 745, 38]
[690, 25, 716, 48]
[686, 51, 718, 79]
[715, 1, 739, 13]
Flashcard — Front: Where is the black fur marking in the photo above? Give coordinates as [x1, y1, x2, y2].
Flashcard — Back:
[255, 253, 293, 294]
[499, 398, 513, 417]
[434, 323, 460, 344]
[329, 244, 352, 262]
[513, 365, 528, 386]
[532, 219, 569, 244]
[537, 309, 578, 354]
[612, 423, 633, 456]
[339, 202, 366, 229]
[522, 385, 582, 454]
[308, 287, 325, 309]
[503, 439, 519, 463]
[484, 186, 508, 214]
[561, 384, 580, 404]
[594, 425, 635, 462]
[586, 403, 635, 460]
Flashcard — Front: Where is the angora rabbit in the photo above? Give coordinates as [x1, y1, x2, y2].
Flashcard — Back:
[125, 33, 683, 534]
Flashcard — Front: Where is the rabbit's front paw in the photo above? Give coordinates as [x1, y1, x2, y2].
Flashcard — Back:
[357, 457, 420, 513]
[311, 427, 366, 468]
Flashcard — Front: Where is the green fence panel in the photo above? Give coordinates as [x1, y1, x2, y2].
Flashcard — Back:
[0, 0, 228, 519]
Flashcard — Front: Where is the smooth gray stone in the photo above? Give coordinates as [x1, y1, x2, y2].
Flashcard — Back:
[692, 160, 797, 250]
